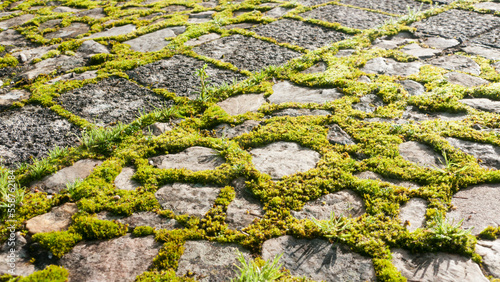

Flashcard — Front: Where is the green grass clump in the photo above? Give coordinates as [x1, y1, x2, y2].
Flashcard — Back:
[231, 251, 283, 282]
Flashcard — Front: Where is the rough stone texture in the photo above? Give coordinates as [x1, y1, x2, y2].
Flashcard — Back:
[176, 241, 251, 282]
[88, 24, 136, 38]
[335, 49, 355, 57]
[362, 57, 422, 76]
[193, 34, 301, 71]
[460, 98, 500, 114]
[124, 26, 185, 52]
[462, 44, 500, 61]
[0, 105, 81, 168]
[265, 7, 291, 18]
[222, 22, 257, 30]
[292, 190, 365, 220]
[327, 124, 355, 145]
[475, 1, 500, 11]
[12, 45, 58, 63]
[127, 55, 246, 99]
[0, 232, 35, 276]
[184, 33, 220, 46]
[398, 141, 445, 169]
[474, 26, 500, 49]
[21, 55, 85, 80]
[371, 37, 414, 50]
[56, 77, 172, 126]
[250, 142, 320, 179]
[401, 43, 441, 59]
[214, 120, 260, 138]
[155, 183, 220, 217]
[262, 236, 376, 282]
[0, 29, 30, 47]
[144, 121, 176, 136]
[48, 70, 98, 84]
[400, 106, 467, 123]
[445, 72, 489, 87]
[217, 93, 265, 115]
[25, 203, 78, 234]
[149, 146, 225, 171]
[301, 5, 395, 30]
[269, 81, 343, 104]
[352, 94, 385, 113]
[44, 22, 89, 39]
[430, 55, 481, 75]
[117, 211, 180, 231]
[162, 5, 190, 13]
[114, 167, 141, 191]
[301, 61, 327, 73]
[0, 14, 34, 30]
[475, 239, 500, 278]
[340, 0, 431, 15]
[251, 19, 350, 50]
[77, 7, 106, 19]
[398, 79, 425, 96]
[32, 159, 103, 194]
[271, 108, 331, 117]
[0, 89, 30, 109]
[423, 37, 460, 49]
[447, 183, 500, 235]
[61, 235, 162, 282]
[447, 137, 500, 169]
[392, 248, 489, 282]
[52, 6, 80, 13]
[355, 171, 420, 190]
[225, 178, 263, 230]
[399, 198, 427, 232]
[77, 40, 109, 57]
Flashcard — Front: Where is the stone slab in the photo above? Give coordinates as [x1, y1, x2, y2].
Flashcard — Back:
[89, 24, 136, 38]
[217, 93, 265, 115]
[476, 239, 500, 278]
[340, 0, 431, 15]
[355, 171, 420, 190]
[124, 26, 185, 52]
[399, 198, 427, 232]
[292, 190, 365, 220]
[362, 57, 422, 76]
[445, 72, 489, 87]
[429, 55, 481, 75]
[21, 55, 85, 80]
[114, 167, 141, 191]
[25, 203, 78, 234]
[149, 146, 225, 171]
[269, 81, 343, 104]
[398, 141, 445, 169]
[447, 137, 500, 169]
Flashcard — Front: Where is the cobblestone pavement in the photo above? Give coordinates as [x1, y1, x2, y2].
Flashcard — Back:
[1, 0, 500, 281]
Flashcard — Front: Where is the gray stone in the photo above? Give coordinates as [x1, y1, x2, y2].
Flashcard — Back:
[398, 80, 425, 96]
[0, 14, 34, 30]
[184, 33, 221, 46]
[292, 190, 365, 220]
[399, 198, 427, 232]
[124, 27, 185, 52]
[88, 24, 136, 38]
[430, 55, 481, 75]
[25, 203, 78, 234]
[460, 98, 500, 113]
[61, 235, 162, 282]
[21, 55, 85, 80]
[355, 171, 420, 190]
[155, 183, 220, 217]
[401, 43, 441, 59]
[0, 29, 30, 47]
[53, 6, 80, 13]
[187, 18, 211, 23]
[362, 57, 422, 76]
[372, 38, 413, 50]
[114, 167, 141, 191]
[163, 5, 190, 13]
[222, 23, 257, 30]
[176, 241, 251, 282]
[214, 120, 260, 139]
[32, 159, 103, 194]
[445, 72, 489, 87]
[189, 10, 215, 18]
[462, 45, 500, 61]
[447, 183, 500, 235]
[48, 70, 98, 84]
[250, 142, 320, 179]
[474, 2, 500, 12]
[271, 108, 331, 117]
[0, 232, 35, 276]
[199, 2, 217, 8]
[400, 106, 467, 122]
[352, 94, 384, 113]
[45, 22, 89, 39]
[423, 37, 460, 49]
[265, 7, 290, 18]
[77, 7, 106, 19]
[149, 146, 224, 171]
[77, 40, 109, 57]
[327, 124, 355, 145]
[269, 81, 343, 104]
[392, 248, 488, 282]
[475, 239, 500, 278]
[12, 45, 58, 63]
[262, 236, 376, 282]
[398, 141, 445, 169]
[144, 122, 174, 136]
[335, 49, 355, 57]
[225, 178, 263, 230]
[447, 137, 500, 169]
[301, 61, 327, 73]
[217, 94, 265, 115]
[340, 0, 431, 15]
[116, 211, 180, 231]
[0, 89, 29, 109]
[358, 75, 371, 83]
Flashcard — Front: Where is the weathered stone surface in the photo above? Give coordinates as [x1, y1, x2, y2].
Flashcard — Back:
[341, 0, 431, 15]
[262, 236, 376, 282]
[356, 171, 420, 190]
[352, 94, 384, 113]
[214, 120, 260, 138]
[193, 34, 301, 72]
[265, 7, 290, 18]
[335, 49, 355, 57]
[45, 22, 89, 39]
[124, 26, 185, 52]
[21, 55, 85, 80]
[271, 108, 331, 117]
[398, 141, 445, 169]
[400, 106, 467, 123]
[48, 70, 98, 84]
[401, 43, 441, 59]
[217, 93, 265, 115]
[474, 1, 500, 12]
[269, 81, 343, 104]
[447, 137, 500, 169]
[114, 167, 141, 191]
[222, 22, 257, 30]
[163, 5, 190, 13]
[150, 146, 225, 171]
[447, 183, 500, 235]
[392, 248, 488, 282]
[25, 203, 78, 234]
[189, 10, 215, 18]
[445, 72, 489, 87]
[423, 37, 460, 49]
[155, 183, 220, 217]
[372, 37, 413, 50]
[301, 5, 394, 30]
[460, 98, 500, 113]
[301, 61, 327, 73]
[61, 235, 162, 282]
[462, 45, 500, 61]
[399, 198, 427, 232]
[53, 6, 80, 13]
[176, 241, 251, 282]
[250, 142, 320, 179]
[117, 211, 180, 231]
[77, 7, 106, 19]
[362, 57, 422, 76]
[358, 75, 371, 83]
[327, 124, 355, 145]
[0, 89, 29, 109]
[225, 178, 263, 230]
[184, 33, 220, 46]
[144, 122, 175, 136]
[13, 46, 58, 63]
[398, 79, 425, 96]
[430, 55, 481, 75]
[0, 14, 34, 30]
[475, 239, 500, 278]
[292, 190, 365, 220]
[77, 40, 109, 57]
[89, 24, 136, 38]
[33, 159, 103, 194]
[0, 232, 35, 276]
[0, 29, 30, 47]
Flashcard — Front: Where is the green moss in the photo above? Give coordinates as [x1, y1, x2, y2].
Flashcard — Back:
[0, 54, 18, 68]
[17, 265, 69, 282]
[135, 269, 196, 282]
[133, 225, 155, 236]
[478, 226, 500, 240]
[69, 213, 128, 240]
[32, 230, 83, 258]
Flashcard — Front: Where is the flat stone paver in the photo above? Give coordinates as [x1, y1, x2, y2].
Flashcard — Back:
[399, 198, 427, 232]
[362, 57, 422, 76]
[114, 167, 141, 191]
[25, 203, 78, 234]
[292, 190, 365, 220]
[88, 24, 136, 38]
[155, 183, 221, 217]
[269, 81, 343, 104]
[476, 239, 500, 278]
[217, 94, 265, 115]
[398, 141, 445, 169]
[124, 26, 185, 52]
[447, 137, 500, 169]
[340, 0, 431, 15]
[149, 146, 225, 171]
